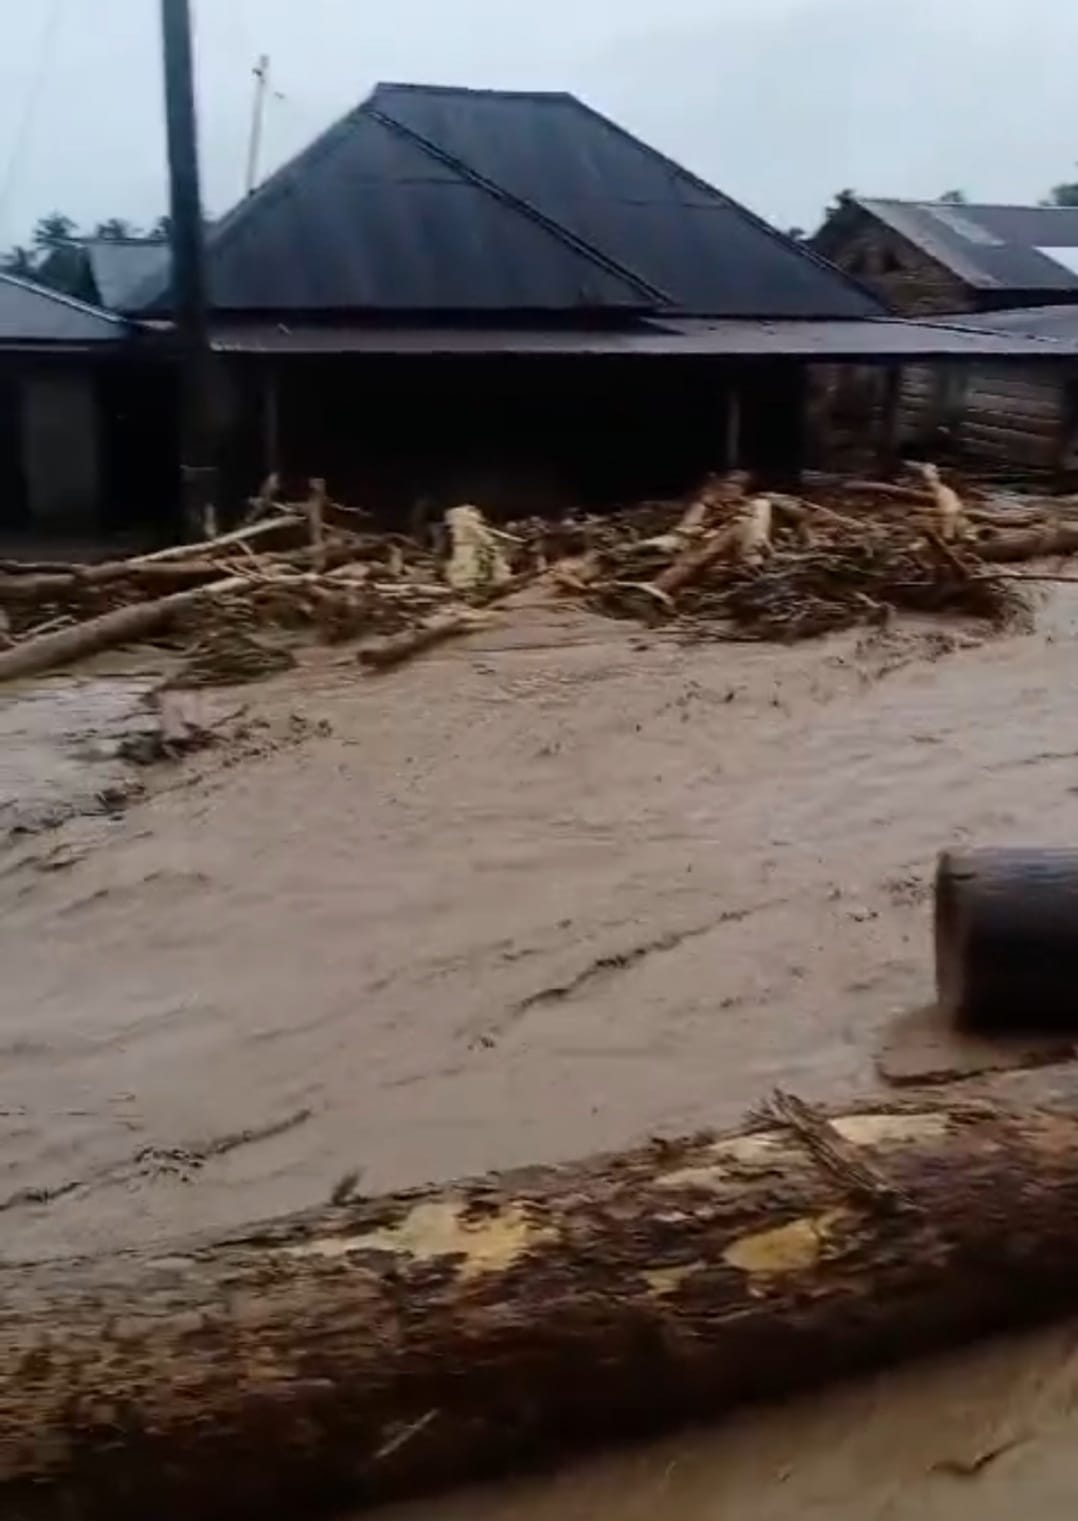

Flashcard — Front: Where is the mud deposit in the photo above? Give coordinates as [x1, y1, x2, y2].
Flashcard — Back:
[6, 598, 1078, 1517]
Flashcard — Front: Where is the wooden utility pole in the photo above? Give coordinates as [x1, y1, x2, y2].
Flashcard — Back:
[245, 54, 271, 195]
[160, 0, 217, 537]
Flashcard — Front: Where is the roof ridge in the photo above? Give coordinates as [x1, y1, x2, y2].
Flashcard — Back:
[559, 96, 887, 314]
[862, 196, 1078, 214]
[367, 101, 671, 305]
[375, 81, 577, 103]
[82, 235, 169, 248]
[0, 268, 131, 326]
[128, 107, 365, 310]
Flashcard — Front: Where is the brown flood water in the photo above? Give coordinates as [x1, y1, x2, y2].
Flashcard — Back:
[5, 596, 1078, 1516]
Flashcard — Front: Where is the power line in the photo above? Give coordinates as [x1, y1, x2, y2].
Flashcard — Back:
[0, 0, 69, 244]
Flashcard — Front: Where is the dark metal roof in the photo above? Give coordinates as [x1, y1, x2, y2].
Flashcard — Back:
[371, 84, 881, 320]
[135, 105, 655, 316]
[925, 304, 1078, 346]
[136, 83, 882, 321]
[209, 315, 1068, 361]
[0, 271, 131, 348]
[858, 199, 1078, 294]
[86, 240, 169, 311]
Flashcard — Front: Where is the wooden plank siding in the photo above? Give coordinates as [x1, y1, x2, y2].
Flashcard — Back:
[898, 364, 1071, 471]
[815, 206, 1078, 474]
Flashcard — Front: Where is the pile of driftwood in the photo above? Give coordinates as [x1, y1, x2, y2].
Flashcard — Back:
[2, 469, 1077, 685]
[525, 464, 1078, 642]
[0, 484, 496, 686]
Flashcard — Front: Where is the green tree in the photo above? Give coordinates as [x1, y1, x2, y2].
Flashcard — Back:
[823, 188, 856, 223]
[32, 211, 77, 249]
[939, 189, 968, 204]
[148, 214, 172, 242]
[94, 217, 138, 241]
[1, 245, 36, 276]
[1046, 181, 1078, 207]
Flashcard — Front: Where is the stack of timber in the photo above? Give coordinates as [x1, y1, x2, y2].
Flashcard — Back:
[6, 1096, 1078, 1518]
[2, 467, 1078, 684]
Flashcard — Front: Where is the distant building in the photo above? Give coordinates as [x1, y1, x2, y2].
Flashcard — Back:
[813, 197, 1078, 316]
[37, 237, 169, 315]
[813, 199, 1078, 472]
[12, 97, 1068, 532]
[0, 272, 174, 536]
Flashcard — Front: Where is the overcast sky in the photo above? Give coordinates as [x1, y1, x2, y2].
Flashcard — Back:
[0, 0, 1074, 249]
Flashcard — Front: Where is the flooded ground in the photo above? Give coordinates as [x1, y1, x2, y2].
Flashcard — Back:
[5, 593, 1078, 1516]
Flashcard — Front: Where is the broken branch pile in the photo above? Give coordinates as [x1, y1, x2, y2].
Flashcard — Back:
[0, 488, 470, 685]
[515, 468, 1078, 642]
[1, 468, 1076, 684]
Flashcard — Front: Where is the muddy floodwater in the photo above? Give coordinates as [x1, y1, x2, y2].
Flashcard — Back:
[5, 598, 1078, 1517]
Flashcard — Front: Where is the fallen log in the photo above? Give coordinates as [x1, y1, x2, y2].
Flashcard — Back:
[0, 559, 235, 601]
[809, 475, 932, 506]
[652, 496, 771, 598]
[975, 520, 1078, 562]
[0, 577, 247, 684]
[730, 494, 772, 564]
[358, 608, 492, 670]
[653, 523, 739, 597]
[7, 1097, 1078, 1520]
[132, 513, 307, 566]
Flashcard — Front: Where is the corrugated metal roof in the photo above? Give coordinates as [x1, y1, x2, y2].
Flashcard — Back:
[210, 315, 1069, 360]
[135, 106, 656, 316]
[135, 83, 882, 321]
[0, 271, 130, 347]
[859, 199, 1078, 294]
[372, 84, 881, 320]
[86, 240, 169, 311]
[925, 304, 1078, 345]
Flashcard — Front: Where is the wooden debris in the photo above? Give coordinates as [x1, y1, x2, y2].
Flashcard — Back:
[1, 465, 1076, 682]
[307, 477, 328, 573]
[359, 609, 492, 671]
[914, 462, 968, 543]
[443, 505, 513, 595]
[731, 494, 773, 564]
[0, 576, 248, 684]
[9, 1099, 1078, 1519]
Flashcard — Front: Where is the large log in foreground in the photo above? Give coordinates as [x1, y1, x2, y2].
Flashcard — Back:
[8, 1098, 1078, 1519]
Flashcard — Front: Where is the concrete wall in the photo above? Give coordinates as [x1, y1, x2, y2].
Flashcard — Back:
[21, 369, 101, 525]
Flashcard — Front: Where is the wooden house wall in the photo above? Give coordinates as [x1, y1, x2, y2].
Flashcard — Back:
[897, 363, 1072, 471]
[814, 210, 974, 316]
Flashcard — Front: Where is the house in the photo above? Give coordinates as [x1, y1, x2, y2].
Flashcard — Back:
[0, 272, 178, 536]
[812, 197, 1078, 317]
[37, 237, 169, 315]
[28, 94, 1073, 521]
[812, 199, 1078, 472]
[120, 82, 904, 510]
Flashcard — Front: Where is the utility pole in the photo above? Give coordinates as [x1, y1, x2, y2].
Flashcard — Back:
[160, 0, 217, 537]
[245, 54, 270, 196]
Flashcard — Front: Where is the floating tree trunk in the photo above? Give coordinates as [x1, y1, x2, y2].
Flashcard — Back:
[6, 1096, 1078, 1520]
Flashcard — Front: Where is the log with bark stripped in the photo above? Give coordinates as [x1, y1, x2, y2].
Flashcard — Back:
[6, 1098, 1078, 1519]
[0, 577, 248, 684]
[358, 608, 492, 670]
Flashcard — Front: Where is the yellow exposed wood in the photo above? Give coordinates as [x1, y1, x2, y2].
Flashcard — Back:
[286, 1201, 556, 1280]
